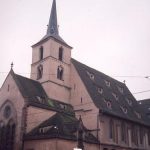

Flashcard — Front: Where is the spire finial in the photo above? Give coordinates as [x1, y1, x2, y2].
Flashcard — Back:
[47, 0, 59, 35]
[11, 62, 14, 69]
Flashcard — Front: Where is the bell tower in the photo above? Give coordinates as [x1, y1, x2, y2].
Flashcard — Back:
[31, 0, 72, 103]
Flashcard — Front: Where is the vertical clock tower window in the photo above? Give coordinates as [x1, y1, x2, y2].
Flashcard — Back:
[39, 46, 44, 60]
[58, 47, 63, 61]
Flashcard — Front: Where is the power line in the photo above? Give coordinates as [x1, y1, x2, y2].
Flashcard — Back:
[0, 71, 150, 79]
[132, 90, 150, 95]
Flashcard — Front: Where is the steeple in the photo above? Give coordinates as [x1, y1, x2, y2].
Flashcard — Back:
[32, 0, 72, 48]
[31, 0, 72, 102]
[47, 0, 59, 35]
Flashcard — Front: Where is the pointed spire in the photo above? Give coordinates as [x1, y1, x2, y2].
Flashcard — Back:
[47, 0, 59, 35]
[32, 0, 72, 48]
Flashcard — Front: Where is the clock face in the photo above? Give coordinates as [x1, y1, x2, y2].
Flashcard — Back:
[3, 105, 11, 119]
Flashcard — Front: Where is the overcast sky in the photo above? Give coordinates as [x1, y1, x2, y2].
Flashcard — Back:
[0, 0, 150, 100]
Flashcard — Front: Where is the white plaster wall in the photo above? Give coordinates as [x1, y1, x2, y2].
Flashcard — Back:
[26, 106, 56, 133]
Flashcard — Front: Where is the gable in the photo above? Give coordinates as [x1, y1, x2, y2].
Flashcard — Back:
[0, 71, 25, 108]
[0, 70, 26, 149]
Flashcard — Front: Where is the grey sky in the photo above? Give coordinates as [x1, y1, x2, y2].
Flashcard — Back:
[0, 0, 150, 100]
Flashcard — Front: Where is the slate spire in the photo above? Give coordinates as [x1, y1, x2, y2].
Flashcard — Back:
[32, 0, 72, 48]
[47, 0, 59, 35]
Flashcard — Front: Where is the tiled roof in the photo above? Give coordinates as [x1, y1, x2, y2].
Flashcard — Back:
[11, 70, 74, 115]
[25, 113, 99, 144]
[12, 71, 47, 99]
[138, 99, 150, 123]
[72, 59, 150, 126]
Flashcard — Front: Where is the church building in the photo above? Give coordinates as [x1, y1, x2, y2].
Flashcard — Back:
[0, 0, 150, 150]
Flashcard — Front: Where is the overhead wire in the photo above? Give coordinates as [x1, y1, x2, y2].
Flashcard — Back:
[0, 71, 150, 79]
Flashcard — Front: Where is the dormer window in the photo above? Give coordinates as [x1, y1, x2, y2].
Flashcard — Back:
[36, 96, 45, 104]
[104, 80, 110, 87]
[103, 98, 112, 109]
[121, 106, 127, 114]
[39, 126, 53, 134]
[118, 86, 124, 94]
[98, 87, 103, 94]
[57, 66, 63, 80]
[134, 111, 141, 119]
[107, 101, 112, 109]
[86, 71, 94, 80]
[112, 92, 119, 100]
[39, 46, 44, 60]
[37, 65, 43, 79]
[59, 47, 63, 61]
[126, 98, 132, 106]
[60, 104, 67, 110]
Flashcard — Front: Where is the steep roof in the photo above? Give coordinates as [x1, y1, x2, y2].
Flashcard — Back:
[72, 59, 150, 126]
[11, 71, 47, 99]
[25, 112, 99, 144]
[10, 70, 74, 115]
[138, 99, 150, 123]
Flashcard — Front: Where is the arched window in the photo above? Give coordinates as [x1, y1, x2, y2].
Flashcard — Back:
[58, 47, 63, 61]
[121, 122, 126, 142]
[139, 127, 144, 144]
[0, 121, 16, 150]
[57, 66, 63, 80]
[39, 46, 44, 60]
[109, 119, 114, 139]
[37, 65, 43, 79]
[131, 125, 138, 145]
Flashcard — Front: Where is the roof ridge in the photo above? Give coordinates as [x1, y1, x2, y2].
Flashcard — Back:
[14, 73, 40, 84]
[71, 58, 125, 86]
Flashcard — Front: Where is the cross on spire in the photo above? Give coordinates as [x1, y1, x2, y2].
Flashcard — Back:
[11, 62, 14, 69]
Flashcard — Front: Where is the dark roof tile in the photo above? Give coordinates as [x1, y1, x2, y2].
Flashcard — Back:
[11, 70, 74, 115]
[25, 113, 99, 144]
[72, 58, 149, 126]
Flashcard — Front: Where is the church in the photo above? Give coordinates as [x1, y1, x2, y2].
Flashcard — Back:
[0, 0, 150, 150]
